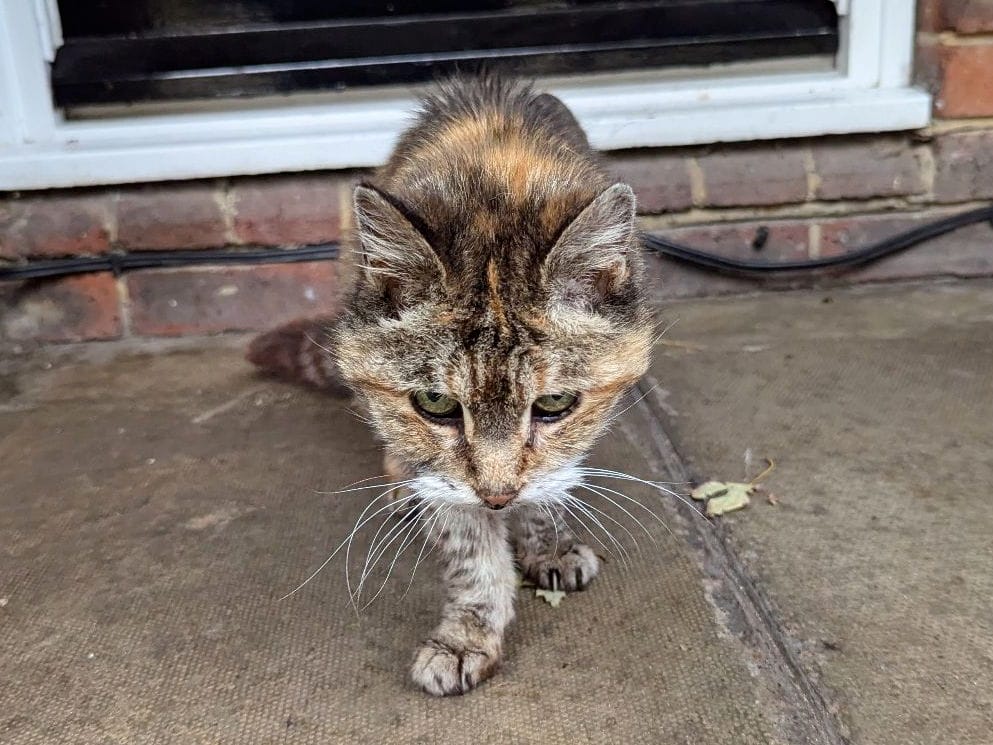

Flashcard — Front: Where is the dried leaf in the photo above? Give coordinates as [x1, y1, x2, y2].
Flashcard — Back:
[691, 481, 731, 501]
[691, 480, 754, 516]
[535, 589, 566, 608]
[706, 484, 752, 516]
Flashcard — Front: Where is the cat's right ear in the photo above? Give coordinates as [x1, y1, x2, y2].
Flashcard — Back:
[353, 185, 446, 305]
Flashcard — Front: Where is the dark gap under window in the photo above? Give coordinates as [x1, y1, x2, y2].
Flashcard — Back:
[52, 0, 839, 108]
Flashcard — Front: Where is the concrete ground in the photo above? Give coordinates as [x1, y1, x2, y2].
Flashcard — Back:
[1, 278, 992, 744]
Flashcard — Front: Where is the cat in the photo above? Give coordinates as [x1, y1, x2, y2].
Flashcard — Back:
[249, 76, 653, 695]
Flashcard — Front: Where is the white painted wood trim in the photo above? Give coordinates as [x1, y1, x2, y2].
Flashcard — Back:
[878, 0, 919, 88]
[0, 0, 931, 190]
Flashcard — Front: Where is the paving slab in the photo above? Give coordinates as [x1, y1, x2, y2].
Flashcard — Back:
[645, 280, 993, 745]
[0, 341, 833, 744]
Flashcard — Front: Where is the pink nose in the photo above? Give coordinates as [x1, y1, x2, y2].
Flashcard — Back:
[481, 492, 515, 510]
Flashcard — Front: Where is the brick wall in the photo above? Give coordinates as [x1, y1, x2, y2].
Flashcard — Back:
[1, 175, 350, 342]
[3, 1, 993, 344]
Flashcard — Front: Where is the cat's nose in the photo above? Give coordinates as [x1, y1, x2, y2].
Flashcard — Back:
[481, 491, 516, 510]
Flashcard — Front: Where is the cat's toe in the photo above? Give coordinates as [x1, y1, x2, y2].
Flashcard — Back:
[411, 639, 499, 696]
[521, 543, 600, 592]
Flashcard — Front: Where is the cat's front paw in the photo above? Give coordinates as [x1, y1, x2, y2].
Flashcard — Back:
[519, 543, 600, 591]
[410, 636, 500, 696]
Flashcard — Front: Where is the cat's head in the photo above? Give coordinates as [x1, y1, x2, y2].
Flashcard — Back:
[336, 182, 652, 510]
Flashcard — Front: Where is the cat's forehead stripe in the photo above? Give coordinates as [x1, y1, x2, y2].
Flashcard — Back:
[484, 259, 508, 330]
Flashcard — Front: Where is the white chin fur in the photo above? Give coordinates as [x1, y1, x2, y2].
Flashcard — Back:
[410, 475, 479, 506]
[516, 463, 583, 506]
[411, 463, 583, 508]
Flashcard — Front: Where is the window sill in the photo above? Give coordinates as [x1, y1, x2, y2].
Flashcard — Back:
[0, 79, 931, 190]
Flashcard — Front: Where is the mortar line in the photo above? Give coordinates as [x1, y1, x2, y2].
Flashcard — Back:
[638, 196, 993, 231]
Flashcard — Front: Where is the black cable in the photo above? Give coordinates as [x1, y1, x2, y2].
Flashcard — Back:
[0, 244, 339, 281]
[1, 205, 991, 283]
[643, 205, 993, 276]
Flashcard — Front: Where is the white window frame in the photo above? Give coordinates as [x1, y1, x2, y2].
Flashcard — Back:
[0, 0, 929, 191]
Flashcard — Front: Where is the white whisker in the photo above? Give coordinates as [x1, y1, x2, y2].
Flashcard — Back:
[344, 491, 423, 610]
[651, 316, 680, 347]
[565, 491, 648, 549]
[303, 331, 333, 355]
[351, 496, 424, 609]
[610, 383, 659, 420]
[360, 505, 436, 610]
[578, 467, 704, 520]
[329, 473, 389, 491]
[402, 505, 454, 599]
[577, 482, 673, 541]
[559, 502, 621, 565]
[317, 478, 418, 496]
[556, 495, 630, 567]
[539, 503, 561, 557]
[279, 486, 416, 600]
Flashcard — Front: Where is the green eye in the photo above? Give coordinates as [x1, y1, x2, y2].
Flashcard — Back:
[532, 393, 578, 419]
[412, 390, 461, 419]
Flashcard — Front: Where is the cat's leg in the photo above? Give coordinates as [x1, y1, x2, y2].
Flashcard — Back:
[512, 505, 601, 592]
[410, 509, 516, 696]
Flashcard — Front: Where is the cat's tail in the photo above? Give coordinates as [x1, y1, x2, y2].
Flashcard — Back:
[246, 316, 349, 394]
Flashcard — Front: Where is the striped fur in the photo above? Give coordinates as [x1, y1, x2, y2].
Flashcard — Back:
[249, 77, 652, 695]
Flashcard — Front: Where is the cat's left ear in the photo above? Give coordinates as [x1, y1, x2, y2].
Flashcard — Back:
[353, 185, 446, 306]
[543, 183, 637, 301]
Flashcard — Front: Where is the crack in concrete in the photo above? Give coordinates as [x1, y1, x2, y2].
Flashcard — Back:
[632, 378, 850, 745]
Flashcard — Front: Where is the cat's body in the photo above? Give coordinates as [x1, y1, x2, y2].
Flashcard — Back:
[250, 77, 652, 695]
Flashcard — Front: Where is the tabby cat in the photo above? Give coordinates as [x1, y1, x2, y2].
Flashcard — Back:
[249, 77, 653, 695]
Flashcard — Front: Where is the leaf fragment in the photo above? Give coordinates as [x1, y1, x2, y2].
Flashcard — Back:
[535, 589, 566, 608]
[691, 480, 754, 516]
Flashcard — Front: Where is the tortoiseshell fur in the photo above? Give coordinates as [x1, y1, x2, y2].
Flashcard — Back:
[262, 77, 653, 695]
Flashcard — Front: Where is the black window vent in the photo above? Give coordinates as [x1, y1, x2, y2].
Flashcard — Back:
[52, 0, 839, 107]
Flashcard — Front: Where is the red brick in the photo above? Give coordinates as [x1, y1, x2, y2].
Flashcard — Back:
[662, 220, 812, 262]
[117, 182, 227, 250]
[819, 211, 993, 280]
[819, 214, 925, 256]
[918, 0, 945, 32]
[944, 0, 993, 33]
[644, 221, 813, 299]
[811, 138, 926, 201]
[1, 273, 122, 342]
[649, 210, 993, 300]
[697, 144, 808, 207]
[933, 130, 993, 202]
[605, 152, 693, 214]
[919, 1, 993, 33]
[0, 194, 111, 259]
[126, 261, 340, 336]
[934, 44, 993, 118]
[231, 174, 342, 246]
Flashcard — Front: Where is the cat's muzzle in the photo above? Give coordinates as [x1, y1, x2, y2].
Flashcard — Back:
[479, 490, 517, 510]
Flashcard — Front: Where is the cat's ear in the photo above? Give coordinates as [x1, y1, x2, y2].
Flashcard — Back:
[353, 185, 446, 304]
[543, 183, 636, 302]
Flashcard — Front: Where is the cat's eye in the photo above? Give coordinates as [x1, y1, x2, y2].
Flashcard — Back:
[412, 390, 461, 420]
[532, 393, 578, 420]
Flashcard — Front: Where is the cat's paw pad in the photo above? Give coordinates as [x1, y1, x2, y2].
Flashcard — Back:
[410, 638, 499, 696]
[520, 543, 600, 592]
